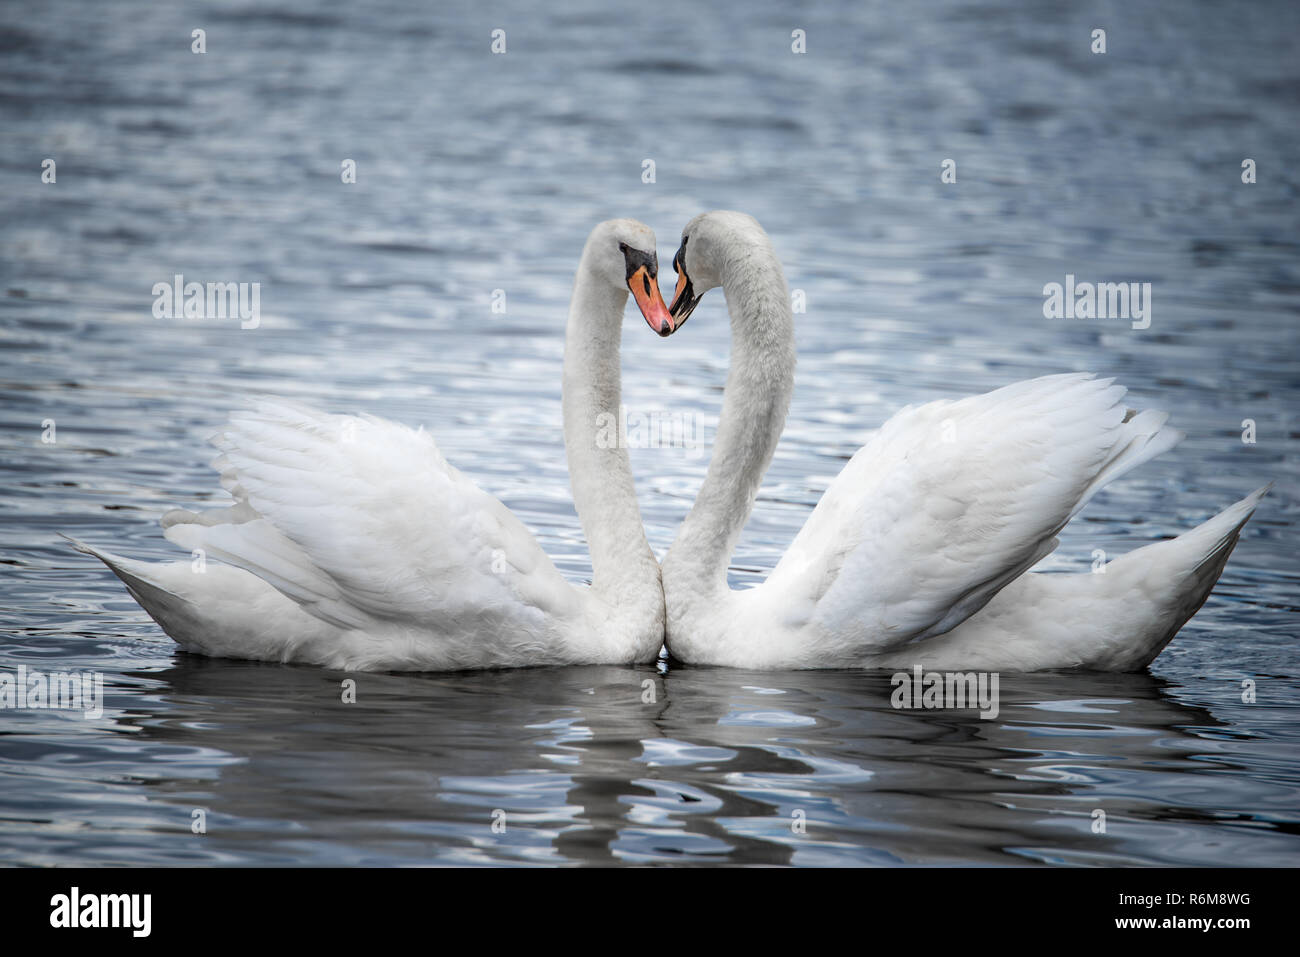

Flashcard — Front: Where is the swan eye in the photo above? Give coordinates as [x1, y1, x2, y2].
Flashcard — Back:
[620, 243, 658, 280]
[672, 235, 689, 275]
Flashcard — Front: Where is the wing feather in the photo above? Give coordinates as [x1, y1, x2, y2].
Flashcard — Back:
[762, 374, 1182, 650]
[161, 400, 575, 637]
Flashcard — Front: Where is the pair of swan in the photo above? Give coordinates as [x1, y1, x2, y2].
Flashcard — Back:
[74, 213, 1266, 672]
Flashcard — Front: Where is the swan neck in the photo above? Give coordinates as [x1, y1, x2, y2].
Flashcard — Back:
[562, 247, 658, 598]
[666, 240, 795, 600]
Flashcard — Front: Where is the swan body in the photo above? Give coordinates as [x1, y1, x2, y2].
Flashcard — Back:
[661, 211, 1266, 671]
[74, 219, 672, 671]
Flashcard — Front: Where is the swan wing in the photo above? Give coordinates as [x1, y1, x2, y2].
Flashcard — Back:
[161, 400, 578, 640]
[763, 373, 1182, 652]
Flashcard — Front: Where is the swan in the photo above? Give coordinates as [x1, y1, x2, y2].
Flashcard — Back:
[71, 219, 674, 671]
[659, 210, 1267, 671]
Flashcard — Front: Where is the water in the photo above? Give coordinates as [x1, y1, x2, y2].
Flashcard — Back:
[1, 0, 1297, 866]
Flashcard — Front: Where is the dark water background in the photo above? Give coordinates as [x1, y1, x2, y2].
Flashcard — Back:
[1, 0, 1297, 865]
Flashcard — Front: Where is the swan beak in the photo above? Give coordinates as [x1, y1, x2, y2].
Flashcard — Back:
[668, 270, 702, 331]
[628, 265, 675, 337]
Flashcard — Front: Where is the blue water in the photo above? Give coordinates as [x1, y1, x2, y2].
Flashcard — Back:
[1, 0, 1297, 866]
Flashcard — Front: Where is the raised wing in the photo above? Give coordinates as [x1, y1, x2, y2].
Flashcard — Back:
[161, 400, 578, 639]
[760, 373, 1182, 651]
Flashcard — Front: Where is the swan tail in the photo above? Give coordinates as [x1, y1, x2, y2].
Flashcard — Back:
[1103, 485, 1270, 667]
[1051, 485, 1269, 671]
[62, 535, 203, 645]
[64, 535, 191, 613]
[64, 535, 333, 661]
[1184, 484, 1269, 572]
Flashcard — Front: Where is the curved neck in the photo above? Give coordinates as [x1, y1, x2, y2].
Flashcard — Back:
[562, 245, 658, 597]
[664, 240, 795, 600]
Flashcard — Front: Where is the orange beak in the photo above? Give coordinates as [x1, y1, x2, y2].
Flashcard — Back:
[671, 270, 691, 311]
[628, 265, 675, 337]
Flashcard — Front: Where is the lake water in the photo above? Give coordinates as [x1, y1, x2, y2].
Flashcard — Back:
[1, 0, 1297, 866]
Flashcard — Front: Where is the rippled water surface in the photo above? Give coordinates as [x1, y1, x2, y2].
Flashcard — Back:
[2, 0, 1298, 866]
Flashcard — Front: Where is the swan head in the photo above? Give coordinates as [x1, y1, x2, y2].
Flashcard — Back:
[587, 218, 674, 337]
[667, 210, 768, 330]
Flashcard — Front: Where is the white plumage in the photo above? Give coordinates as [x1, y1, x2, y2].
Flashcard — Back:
[661, 211, 1266, 671]
[71, 219, 668, 671]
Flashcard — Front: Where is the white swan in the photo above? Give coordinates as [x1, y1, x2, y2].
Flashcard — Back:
[660, 210, 1267, 671]
[72, 219, 673, 671]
